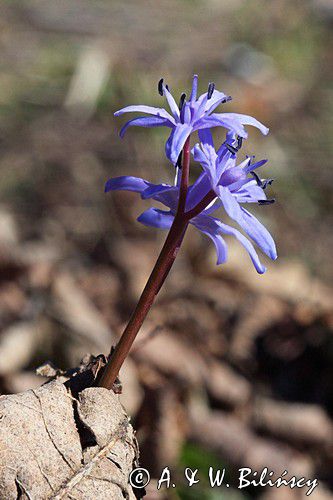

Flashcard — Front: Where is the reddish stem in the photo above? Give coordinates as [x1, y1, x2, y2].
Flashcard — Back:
[98, 137, 191, 389]
[185, 189, 216, 220]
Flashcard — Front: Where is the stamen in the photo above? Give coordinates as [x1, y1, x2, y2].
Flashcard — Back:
[158, 78, 164, 96]
[258, 199, 275, 205]
[225, 143, 238, 155]
[250, 170, 262, 187]
[165, 84, 170, 91]
[237, 136, 243, 150]
[261, 179, 274, 189]
[178, 93, 186, 111]
[207, 82, 215, 100]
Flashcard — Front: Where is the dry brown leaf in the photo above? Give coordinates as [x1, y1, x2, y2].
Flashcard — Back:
[0, 322, 40, 375]
[52, 272, 114, 352]
[205, 360, 251, 408]
[133, 327, 208, 385]
[190, 410, 313, 478]
[252, 398, 333, 447]
[0, 379, 140, 499]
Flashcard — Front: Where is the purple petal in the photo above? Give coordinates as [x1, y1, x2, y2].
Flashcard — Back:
[218, 220, 267, 274]
[198, 129, 219, 183]
[141, 184, 179, 210]
[154, 188, 179, 210]
[202, 199, 223, 215]
[182, 104, 192, 124]
[216, 113, 269, 135]
[166, 123, 193, 164]
[195, 114, 248, 138]
[217, 185, 243, 219]
[235, 180, 267, 202]
[204, 91, 232, 114]
[217, 186, 276, 260]
[186, 172, 212, 211]
[217, 131, 237, 160]
[141, 183, 174, 200]
[190, 74, 198, 102]
[137, 208, 174, 230]
[191, 144, 215, 184]
[119, 116, 172, 138]
[192, 213, 267, 273]
[198, 128, 214, 148]
[105, 176, 149, 193]
[163, 85, 180, 119]
[243, 158, 268, 174]
[191, 214, 228, 265]
[114, 105, 175, 124]
[239, 208, 277, 260]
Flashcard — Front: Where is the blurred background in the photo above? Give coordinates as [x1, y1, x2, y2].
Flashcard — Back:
[0, 1, 332, 498]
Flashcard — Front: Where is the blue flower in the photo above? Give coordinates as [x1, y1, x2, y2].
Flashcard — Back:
[115, 75, 269, 165]
[191, 129, 277, 266]
[105, 141, 277, 274]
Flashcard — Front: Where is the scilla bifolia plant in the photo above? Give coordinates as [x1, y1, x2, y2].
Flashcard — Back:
[99, 75, 277, 389]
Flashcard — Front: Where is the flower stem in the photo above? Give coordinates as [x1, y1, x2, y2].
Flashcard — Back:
[98, 137, 191, 389]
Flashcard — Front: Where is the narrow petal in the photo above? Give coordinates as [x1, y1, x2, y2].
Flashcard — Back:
[120, 116, 172, 137]
[163, 85, 180, 119]
[198, 128, 214, 148]
[194, 115, 248, 138]
[193, 213, 267, 273]
[137, 208, 174, 229]
[191, 214, 228, 265]
[217, 186, 276, 260]
[105, 176, 149, 194]
[190, 74, 198, 102]
[186, 172, 212, 211]
[192, 143, 209, 168]
[182, 104, 192, 124]
[204, 91, 232, 114]
[217, 185, 243, 219]
[115, 105, 175, 124]
[166, 123, 193, 164]
[216, 113, 269, 135]
[218, 220, 267, 274]
[235, 180, 267, 202]
[138, 181, 179, 210]
[239, 208, 277, 259]
[154, 188, 179, 211]
[217, 131, 236, 160]
[243, 158, 268, 174]
[141, 183, 174, 200]
[198, 129, 219, 174]
[202, 199, 223, 215]
[191, 143, 215, 185]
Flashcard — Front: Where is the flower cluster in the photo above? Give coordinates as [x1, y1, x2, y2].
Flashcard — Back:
[106, 76, 277, 273]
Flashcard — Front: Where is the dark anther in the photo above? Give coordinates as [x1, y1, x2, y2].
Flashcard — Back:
[250, 170, 262, 187]
[225, 143, 238, 155]
[207, 82, 215, 100]
[178, 93, 186, 111]
[261, 178, 274, 190]
[158, 78, 164, 96]
[258, 198, 275, 205]
[251, 171, 274, 190]
[225, 135, 243, 155]
[165, 84, 170, 91]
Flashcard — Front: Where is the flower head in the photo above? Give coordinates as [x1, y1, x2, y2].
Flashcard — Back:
[115, 75, 269, 165]
[105, 130, 277, 274]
